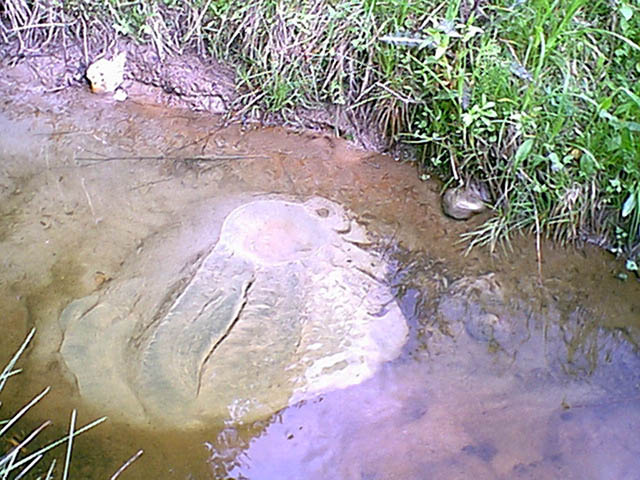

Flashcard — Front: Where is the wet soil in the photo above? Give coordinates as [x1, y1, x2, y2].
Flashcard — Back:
[1, 68, 639, 479]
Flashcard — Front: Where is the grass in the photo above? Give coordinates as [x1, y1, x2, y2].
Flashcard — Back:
[1, 0, 639, 268]
[0, 330, 106, 479]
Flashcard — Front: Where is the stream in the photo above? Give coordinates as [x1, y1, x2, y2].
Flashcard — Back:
[1, 83, 639, 480]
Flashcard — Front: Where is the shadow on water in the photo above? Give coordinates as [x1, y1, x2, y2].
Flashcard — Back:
[0, 78, 639, 479]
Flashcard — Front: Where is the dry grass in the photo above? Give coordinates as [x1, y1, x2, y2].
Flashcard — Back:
[0, 329, 107, 478]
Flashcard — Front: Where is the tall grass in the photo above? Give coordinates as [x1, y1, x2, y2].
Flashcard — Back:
[1, 0, 638, 266]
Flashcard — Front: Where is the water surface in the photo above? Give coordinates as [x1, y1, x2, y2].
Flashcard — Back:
[0, 83, 639, 479]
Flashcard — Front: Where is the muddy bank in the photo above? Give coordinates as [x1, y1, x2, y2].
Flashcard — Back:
[0, 75, 639, 479]
[0, 34, 387, 153]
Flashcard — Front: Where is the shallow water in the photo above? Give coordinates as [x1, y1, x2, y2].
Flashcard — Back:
[1, 83, 639, 480]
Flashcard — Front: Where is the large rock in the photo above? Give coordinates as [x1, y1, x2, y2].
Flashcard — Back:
[58, 196, 408, 428]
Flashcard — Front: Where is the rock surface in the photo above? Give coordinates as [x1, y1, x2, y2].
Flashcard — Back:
[58, 196, 408, 427]
[86, 52, 126, 94]
[442, 183, 488, 220]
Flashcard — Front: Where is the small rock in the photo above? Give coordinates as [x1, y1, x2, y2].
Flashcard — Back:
[442, 182, 488, 220]
[113, 88, 128, 102]
[86, 51, 126, 94]
[465, 312, 503, 342]
[438, 273, 513, 346]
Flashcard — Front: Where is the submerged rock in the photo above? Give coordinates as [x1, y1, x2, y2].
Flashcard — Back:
[435, 272, 640, 396]
[58, 196, 408, 428]
[437, 273, 514, 347]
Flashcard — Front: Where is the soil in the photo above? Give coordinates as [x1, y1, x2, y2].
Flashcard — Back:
[0, 36, 388, 152]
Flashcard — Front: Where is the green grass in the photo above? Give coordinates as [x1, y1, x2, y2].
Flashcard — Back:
[1, 0, 639, 267]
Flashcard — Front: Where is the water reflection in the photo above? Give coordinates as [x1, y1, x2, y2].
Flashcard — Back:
[217, 359, 640, 479]
[208, 247, 640, 479]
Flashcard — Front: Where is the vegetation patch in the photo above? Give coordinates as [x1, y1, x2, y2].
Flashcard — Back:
[1, 0, 638, 267]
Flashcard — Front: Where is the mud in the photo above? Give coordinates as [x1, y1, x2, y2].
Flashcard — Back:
[0, 67, 639, 479]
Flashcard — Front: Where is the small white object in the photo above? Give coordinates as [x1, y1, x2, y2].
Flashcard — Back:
[113, 88, 128, 102]
[86, 51, 126, 94]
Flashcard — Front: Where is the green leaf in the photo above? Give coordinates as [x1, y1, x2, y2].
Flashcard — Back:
[434, 45, 447, 60]
[549, 152, 564, 172]
[621, 87, 640, 108]
[514, 139, 534, 165]
[598, 96, 613, 111]
[622, 191, 637, 217]
[620, 4, 633, 21]
[622, 121, 640, 132]
[626, 259, 638, 272]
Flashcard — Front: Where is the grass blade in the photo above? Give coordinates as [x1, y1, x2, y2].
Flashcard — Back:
[0, 328, 35, 392]
[62, 410, 76, 480]
[0, 387, 50, 438]
[9, 416, 107, 472]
